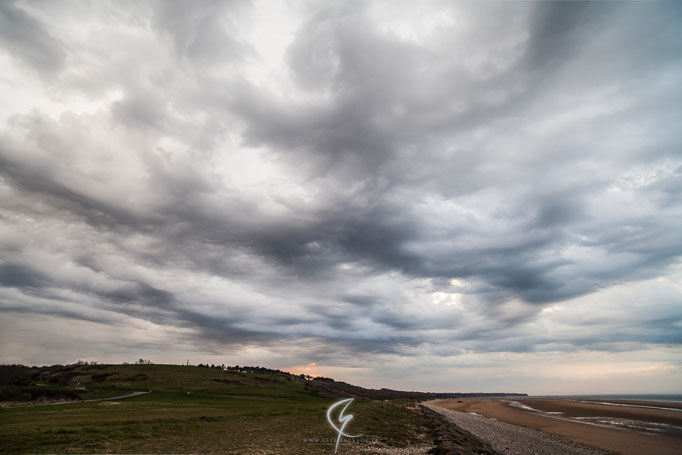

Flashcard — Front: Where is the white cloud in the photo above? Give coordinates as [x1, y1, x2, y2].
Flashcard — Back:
[0, 0, 681, 393]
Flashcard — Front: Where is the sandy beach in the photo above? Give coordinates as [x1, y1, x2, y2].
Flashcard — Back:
[428, 398, 682, 455]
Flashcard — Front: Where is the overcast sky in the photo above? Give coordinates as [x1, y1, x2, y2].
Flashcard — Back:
[1, 0, 681, 395]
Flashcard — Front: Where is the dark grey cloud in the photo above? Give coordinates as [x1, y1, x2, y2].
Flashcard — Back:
[0, 0, 66, 73]
[151, 0, 253, 65]
[0, 263, 48, 289]
[0, 0, 681, 375]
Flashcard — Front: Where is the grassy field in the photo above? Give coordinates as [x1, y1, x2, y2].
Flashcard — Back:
[0, 364, 433, 454]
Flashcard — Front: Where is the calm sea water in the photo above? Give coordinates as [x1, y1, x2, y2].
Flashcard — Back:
[522, 394, 682, 433]
[532, 394, 682, 403]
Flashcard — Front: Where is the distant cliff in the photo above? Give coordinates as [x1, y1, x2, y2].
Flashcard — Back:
[305, 375, 527, 400]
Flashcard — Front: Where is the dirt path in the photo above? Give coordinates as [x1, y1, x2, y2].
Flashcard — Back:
[2, 390, 150, 409]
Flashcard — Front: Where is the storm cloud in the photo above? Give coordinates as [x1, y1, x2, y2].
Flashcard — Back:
[0, 0, 681, 393]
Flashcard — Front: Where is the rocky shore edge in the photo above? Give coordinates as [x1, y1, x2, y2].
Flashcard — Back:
[420, 404, 500, 455]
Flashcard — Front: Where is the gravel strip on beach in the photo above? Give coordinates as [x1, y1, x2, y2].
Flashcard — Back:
[424, 404, 618, 455]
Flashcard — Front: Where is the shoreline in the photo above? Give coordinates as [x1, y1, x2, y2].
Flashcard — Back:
[424, 403, 615, 455]
[428, 397, 682, 455]
[528, 397, 682, 412]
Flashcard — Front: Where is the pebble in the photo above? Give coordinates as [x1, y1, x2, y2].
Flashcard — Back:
[424, 404, 618, 455]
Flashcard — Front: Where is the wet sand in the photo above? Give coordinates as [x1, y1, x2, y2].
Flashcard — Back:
[429, 398, 682, 455]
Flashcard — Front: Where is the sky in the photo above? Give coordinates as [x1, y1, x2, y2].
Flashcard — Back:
[0, 0, 681, 395]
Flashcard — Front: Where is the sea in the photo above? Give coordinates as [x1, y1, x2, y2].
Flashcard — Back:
[516, 394, 682, 434]
[531, 394, 682, 403]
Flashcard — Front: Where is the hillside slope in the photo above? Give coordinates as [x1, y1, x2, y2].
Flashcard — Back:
[1, 363, 526, 404]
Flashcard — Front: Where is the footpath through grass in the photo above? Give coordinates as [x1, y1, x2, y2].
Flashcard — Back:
[0, 364, 432, 454]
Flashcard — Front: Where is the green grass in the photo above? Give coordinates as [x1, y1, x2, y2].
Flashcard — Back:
[0, 364, 432, 454]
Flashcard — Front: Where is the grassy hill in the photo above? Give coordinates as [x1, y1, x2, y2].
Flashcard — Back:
[0, 363, 515, 454]
[0, 363, 435, 454]
[0, 362, 526, 403]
